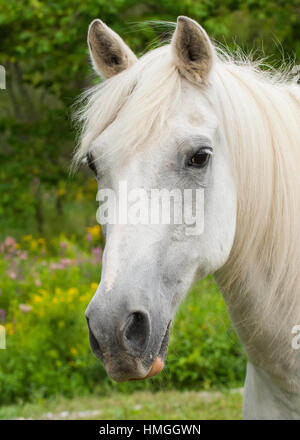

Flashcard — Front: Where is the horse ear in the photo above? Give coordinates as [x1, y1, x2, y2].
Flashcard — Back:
[88, 19, 137, 79]
[171, 16, 214, 84]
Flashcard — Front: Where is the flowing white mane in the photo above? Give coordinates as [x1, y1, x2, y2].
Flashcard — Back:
[212, 54, 300, 379]
[74, 41, 300, 378]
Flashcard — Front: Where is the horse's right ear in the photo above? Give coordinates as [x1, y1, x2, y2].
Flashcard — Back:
[88, 19, 137, 79]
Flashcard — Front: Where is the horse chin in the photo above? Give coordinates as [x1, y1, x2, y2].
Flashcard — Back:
[101, 322, 171, 382]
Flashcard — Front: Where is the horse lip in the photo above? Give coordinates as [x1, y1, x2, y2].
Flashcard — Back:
[129, 320, 171, 381]
[156, 321, 171, 363]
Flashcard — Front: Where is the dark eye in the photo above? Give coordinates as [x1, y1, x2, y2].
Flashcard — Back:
[188, 148, 212, 168]
[86, 152, 97, 175]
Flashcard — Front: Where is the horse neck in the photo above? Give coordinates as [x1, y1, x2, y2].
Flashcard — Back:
[215, 243, 300, 392]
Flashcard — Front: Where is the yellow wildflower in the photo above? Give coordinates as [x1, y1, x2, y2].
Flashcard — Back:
[57, 187, 66, 196]
[68, 288, 78, 296]
[32, 295, 43, 304]
[22, 234, 33, 241]
[86, 225, 101, 240]
[5, 323, 14, 335]
[30, 240, 38, 251]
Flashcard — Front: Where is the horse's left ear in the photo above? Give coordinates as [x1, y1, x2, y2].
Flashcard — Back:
[171, 16, 214, 84]
[88, 19, 137, 79]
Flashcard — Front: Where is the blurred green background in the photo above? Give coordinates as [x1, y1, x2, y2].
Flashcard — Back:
[0, 0, 299, 418]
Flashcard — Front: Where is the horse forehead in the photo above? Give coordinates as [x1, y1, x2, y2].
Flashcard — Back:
[92, 82, 216, 166]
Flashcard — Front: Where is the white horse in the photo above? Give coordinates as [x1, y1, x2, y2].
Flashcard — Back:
[74, 16, 300, 419]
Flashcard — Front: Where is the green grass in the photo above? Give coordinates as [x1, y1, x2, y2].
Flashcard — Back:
[0, 390, 243, 420]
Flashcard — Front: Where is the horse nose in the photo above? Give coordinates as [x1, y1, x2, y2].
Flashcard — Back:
[86, 309, 151, 360]
[121, 311, 151, 354]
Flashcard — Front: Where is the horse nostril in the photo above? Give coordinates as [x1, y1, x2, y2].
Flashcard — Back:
[122, 311, 151, 354]
[86, 317, 104, 362]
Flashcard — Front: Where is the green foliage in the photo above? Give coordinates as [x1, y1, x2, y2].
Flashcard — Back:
[167, 278, 245, 389]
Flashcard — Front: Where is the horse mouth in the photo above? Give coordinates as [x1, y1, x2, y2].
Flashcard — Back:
[132, 321, 171, 381]
[87, 314, 171, 382]
[156, 321, 171, 363]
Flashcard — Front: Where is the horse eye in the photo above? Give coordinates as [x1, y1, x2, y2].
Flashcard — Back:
[188, 148, 212, 168]
[86, 152, 97, 175]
